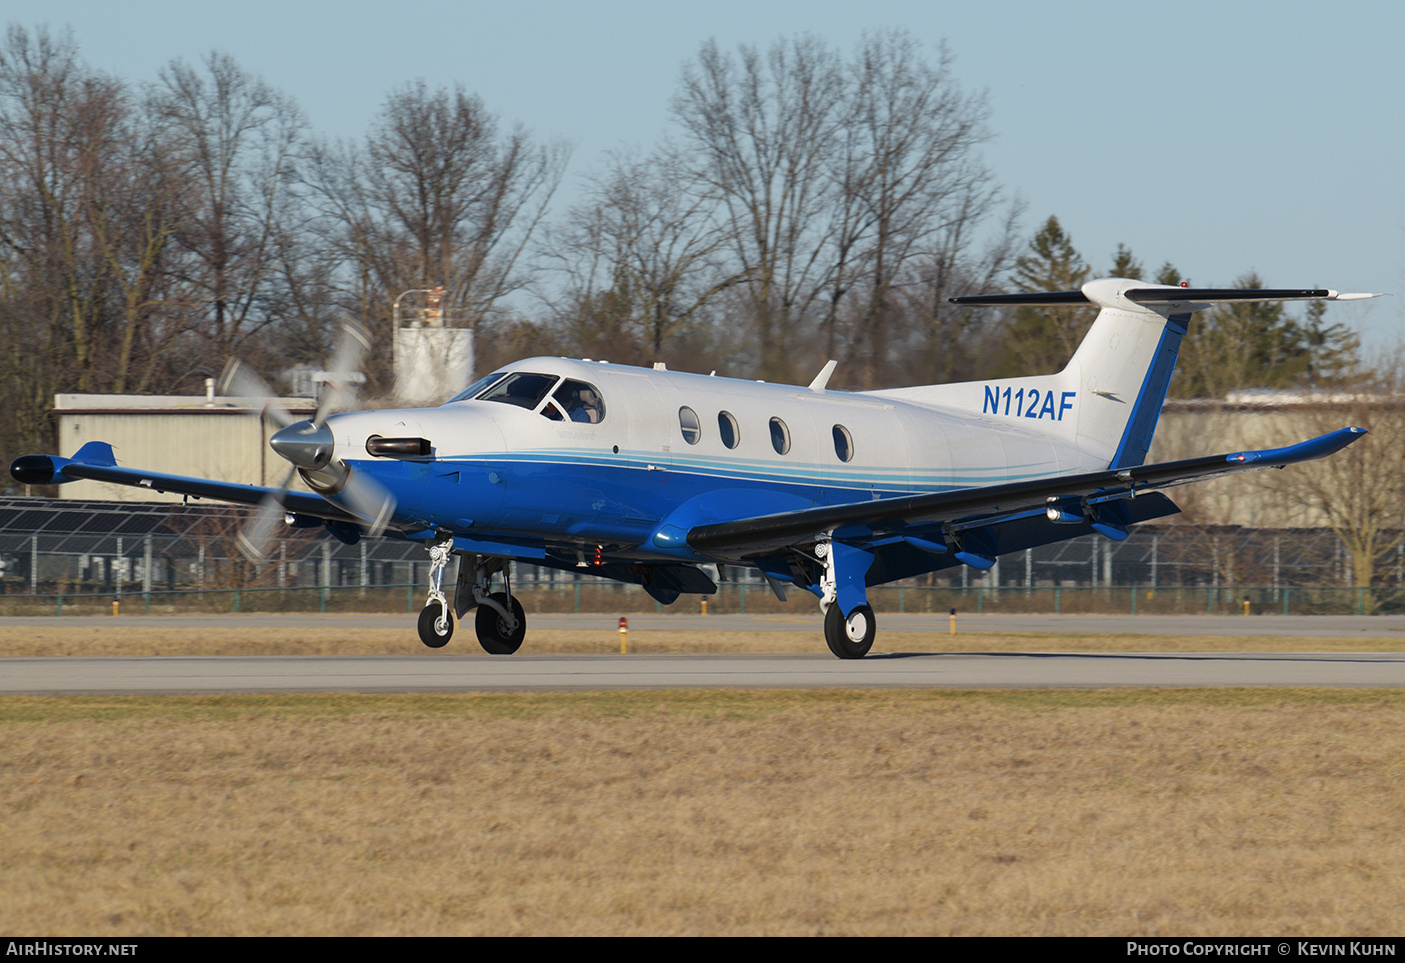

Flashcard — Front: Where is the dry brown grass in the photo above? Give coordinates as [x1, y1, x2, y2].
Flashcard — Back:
[2, 689, 1404, 936]
[1, 623, 1402, 657]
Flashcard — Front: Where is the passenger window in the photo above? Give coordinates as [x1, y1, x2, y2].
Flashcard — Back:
[553, 379, 606, 424]
[679, 407, 701, 445]
[477, 372, 559, 410]
[833, 424, 854, 462]
[769, 417, 790, 455]
[718, 411, 740, 449]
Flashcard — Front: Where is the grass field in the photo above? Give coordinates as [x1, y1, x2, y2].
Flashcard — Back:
[4, 687, 1405, 936]
[4, 622, 1401, 935]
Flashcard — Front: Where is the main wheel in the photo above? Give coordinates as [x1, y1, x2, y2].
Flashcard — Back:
[475, 592, 526, 655]
[418, 600, 454, 648]
[824, 604, 876, 659]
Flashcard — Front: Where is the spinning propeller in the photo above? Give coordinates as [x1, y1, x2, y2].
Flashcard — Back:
[218, 320, 396, 560]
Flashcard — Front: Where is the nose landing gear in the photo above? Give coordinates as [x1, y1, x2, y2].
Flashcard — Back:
[415, 538, 526, 655]
[417, 535, 456, 648]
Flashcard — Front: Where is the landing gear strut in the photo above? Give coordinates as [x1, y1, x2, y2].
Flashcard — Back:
[815, 537, 878, 659]
[416, 535, 456, 648]
[415, 542, 527, 653]
[457, 553, 526, 655]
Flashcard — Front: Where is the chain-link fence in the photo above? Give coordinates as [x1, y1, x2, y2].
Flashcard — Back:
[1, 496, 1400, 614]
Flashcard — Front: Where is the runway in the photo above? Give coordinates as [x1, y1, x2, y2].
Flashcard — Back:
[3, 613, 1403, 694]
[4, 651, 1405, 695]
[4, 612, 1403, 638]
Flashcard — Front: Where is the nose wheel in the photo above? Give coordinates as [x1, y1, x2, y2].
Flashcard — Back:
[418, 599, 454, 648]
[417, 534, 456, 649]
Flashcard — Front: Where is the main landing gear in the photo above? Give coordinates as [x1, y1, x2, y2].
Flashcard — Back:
[815, 537, 878, 659]
[824, 603, 876, 659]
[415, 537, 526, 655]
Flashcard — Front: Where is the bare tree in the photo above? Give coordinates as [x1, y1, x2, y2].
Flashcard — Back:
[153, 52, 307, 359]
[665, 32, 1011, 386]
[903, 193, 1024, 385]
[546, 151, 740, 365]
[305, 81, 566, 385]
[1243, 352, 1405, 603]
[835, 32, 1000, 387]
[0, 26, 141, 469]
[83, 94, 191, 393]
[670, 36, 844, 382]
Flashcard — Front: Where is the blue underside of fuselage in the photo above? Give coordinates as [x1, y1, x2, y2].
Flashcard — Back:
[338, 454, 1179, 587]
[346, 455, 878, 561]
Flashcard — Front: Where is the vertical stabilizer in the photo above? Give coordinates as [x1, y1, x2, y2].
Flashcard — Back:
[1064, 278, 1191, 468]
[878, 278, 1367, 471]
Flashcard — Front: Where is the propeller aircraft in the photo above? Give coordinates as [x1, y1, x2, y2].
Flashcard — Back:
[9, 277, 1380, 657]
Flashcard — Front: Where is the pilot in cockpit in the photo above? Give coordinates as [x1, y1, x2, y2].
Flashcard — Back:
[556, 381, 604, 424]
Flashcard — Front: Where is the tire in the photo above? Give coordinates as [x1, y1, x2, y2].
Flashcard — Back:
[475, 592, 526, 655]
[418, 600, 453, 648]
[824, 604, 875, 659]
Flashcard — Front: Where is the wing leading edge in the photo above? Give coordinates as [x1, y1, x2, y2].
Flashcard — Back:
[686, 427, 1367, 555]
[10, 442, 361, 525]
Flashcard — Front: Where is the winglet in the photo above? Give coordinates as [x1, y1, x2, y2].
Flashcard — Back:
[808, 360, 837, 392]
[9, 441, 117, 486]
[1224, 426, 1367, 466]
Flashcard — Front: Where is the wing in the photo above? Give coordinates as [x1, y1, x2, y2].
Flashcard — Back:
[686, 427, 1367, 557]
[10, 442, 361, 525]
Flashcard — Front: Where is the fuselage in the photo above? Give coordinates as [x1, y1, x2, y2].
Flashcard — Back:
[317, 358, 1103, 563]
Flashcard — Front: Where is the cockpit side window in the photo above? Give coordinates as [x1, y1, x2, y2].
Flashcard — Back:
[552, 379, 606, 424]
[476, 372, 560, 410]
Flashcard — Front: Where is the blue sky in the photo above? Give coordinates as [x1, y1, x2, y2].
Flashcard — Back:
[20, 0, 1405, 351]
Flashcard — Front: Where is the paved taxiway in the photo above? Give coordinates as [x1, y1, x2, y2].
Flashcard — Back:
[5, 612, 1404, 637]
[4, 652, 1405, 694]
[3, 614, 1402, 694]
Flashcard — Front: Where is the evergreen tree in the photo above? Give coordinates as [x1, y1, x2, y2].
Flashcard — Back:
[998, 216, 1094, 374]
[1154, 262, 1184, 286]
[1301, 295, 1360, 388]
[1109, 243, 1143, 280]
[1174, 272, 1309, 398]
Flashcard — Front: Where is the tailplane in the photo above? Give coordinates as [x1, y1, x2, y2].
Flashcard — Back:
[875, 278, 1380, 469]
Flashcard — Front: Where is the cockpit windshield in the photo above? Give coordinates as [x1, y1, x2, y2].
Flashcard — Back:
[474, 372, 560, 410]
[445, 372, 507, 405]
[444, 370, 607, 423]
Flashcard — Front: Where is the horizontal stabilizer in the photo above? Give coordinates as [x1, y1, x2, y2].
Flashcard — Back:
[951, 286, 1383, 307]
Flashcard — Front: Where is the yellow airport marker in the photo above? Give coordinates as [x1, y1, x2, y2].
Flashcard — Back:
[949, 607, 957, 635]
[619, 616, 628, 654]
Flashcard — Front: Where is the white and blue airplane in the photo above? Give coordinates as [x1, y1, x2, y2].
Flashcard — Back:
[9, 278, 1378, 657]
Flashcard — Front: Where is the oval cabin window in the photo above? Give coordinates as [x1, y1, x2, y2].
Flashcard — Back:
[679, 407, 701, 445]
[769, 417, 790, 455]
[833, 424, 854, 462]
[718, 411, 740, 449]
